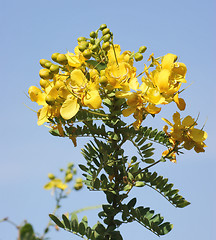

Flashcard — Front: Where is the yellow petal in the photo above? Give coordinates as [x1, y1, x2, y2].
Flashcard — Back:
[189, 128, 208, 142]
[145, 104, 161, 114]
[122, 107, 136, 117]
[70, 69, 86, 87]
[173, 62, 187, 77]
[174, 93, 186, 111]
[157, 69, 170, 92]
[84, 90, 102, 109]
[182, 116, 195, 127]
[173, 112, 181, 124]
[37, 106, 49, 126]
[129, 78, 139, 90]
[161, 53, 177, 70]
[60, 96, 80, 120]
[115, 91, 132, 99]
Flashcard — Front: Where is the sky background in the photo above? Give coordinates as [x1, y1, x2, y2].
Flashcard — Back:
[0, 0, 215, 239]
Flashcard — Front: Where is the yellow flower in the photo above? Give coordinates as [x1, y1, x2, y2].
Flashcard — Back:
[144, 53, 187, 111]
[60, 69, 102, 120]
[44, 178, 68, 190]
[105, 44, 138, 90]
[162, 112, 207, 153]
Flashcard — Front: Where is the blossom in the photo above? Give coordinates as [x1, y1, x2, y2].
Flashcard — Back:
[162, 112, 207, 153]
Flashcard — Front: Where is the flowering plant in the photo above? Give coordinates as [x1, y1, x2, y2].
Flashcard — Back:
[27, 24, 207, 239]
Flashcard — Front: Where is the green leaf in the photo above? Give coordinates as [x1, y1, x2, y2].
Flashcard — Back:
[93, 178, 101, 189]
[71, 213, 79, 232]
[159, 222, 173, 235]
[127, 198, 137, 209]
[86, 226, 92, 238]
[144, 158, 155, 163]
[20, 223, 35, 240]
[79, 222, 86, 235]
[95, 222, 106, 234]
[79, 164, 88, 172]
[62, 214, 71, 230]
[49, 214, 65, 229]
[86, 60, 107, 71]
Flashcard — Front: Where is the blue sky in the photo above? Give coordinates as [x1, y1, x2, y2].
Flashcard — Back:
[0, 0, 215, 239]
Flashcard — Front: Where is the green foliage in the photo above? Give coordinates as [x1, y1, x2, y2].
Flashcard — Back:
[135, 170, 190, 208]
[19, 223, 37, 240]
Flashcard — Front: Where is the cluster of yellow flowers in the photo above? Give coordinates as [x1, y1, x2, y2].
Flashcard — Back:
[28, 24, 207, 155]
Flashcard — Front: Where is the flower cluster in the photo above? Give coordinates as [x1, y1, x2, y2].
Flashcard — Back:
[28, 24, 207, 157]
[162, 112, 207, 155]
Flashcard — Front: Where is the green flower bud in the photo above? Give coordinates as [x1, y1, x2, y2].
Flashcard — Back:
[67, 162, 74, 169]
[103, 34, 111, 42]
[91, 44, 99, 52]
[44, 61, 52, 69]
[65, 173, 73, 182]
[102, 28, 110, 36]
[90, 38, 95, 44]
[139, 46, 147, 53]
[51, 53, 60, 62]
[89, 31, 96, 38]
[40, 79, 48, 89]
[55, 80, 64, 90]
[134, 52, 143, 62]
[102, 42, 110, 51]
[56, 54, 68, 65]
[48, 173, 55, 180]
[45, 95, 55, 105]
[50, 64, 59, 74]
[74, 183, 83, 190]
[76, 178, 83, 184]
[78, 41, 89, 52]
[39, 69, 53, 80]
[77, 37, 86, 42]
[39, 59, 49, 68]
[100, 76, 108, 86]
[83, 49, 92, 59]
[100, 24, 107, 30]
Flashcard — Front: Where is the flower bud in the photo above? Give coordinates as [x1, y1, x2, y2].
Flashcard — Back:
[51, 53, 60, 62]
[44, 61, 52, 69]
[103, 34, 111, 42]
[134, 53, 143, 62]
[39, 69, 53, 79]
[40, 79, 48, 89]
[55, 80, 64, 90]
[102, 42, 110, 51]
[67, 162, 74, 169]
[74, 183, 83, 190]
[78, 41, 89, 52]
[65, 173, 73, 182]
[83, 49, 92, 59]
[45, 95, 55, 105]
[90, 38, 95, 44]
[76, 178, 83, 184]
[89, 31, 96, 38]
[91, 45, 99, 52]
[56, 54, 68, 65]
[48, 173, 55, 180]
[139, 46, 147, 53]
[100, 24, 107, 30]
[39, 59, 49, 68]
[50, 64, 59, 74]
[100, 76, 108, 86]
[77, 37, 86, 42]
[102, 28, 110, 36]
